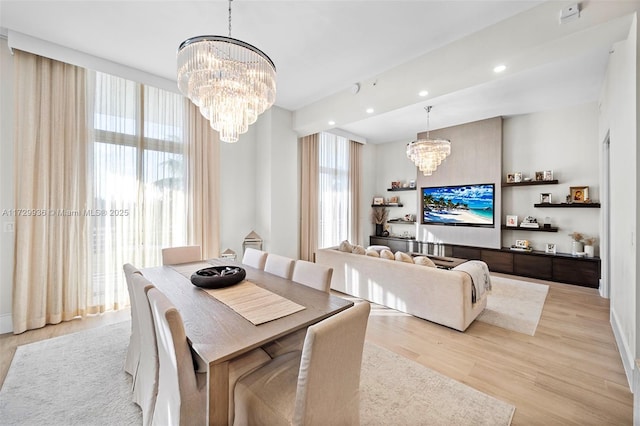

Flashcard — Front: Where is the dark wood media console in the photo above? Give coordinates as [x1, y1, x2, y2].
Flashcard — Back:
[369, 236, 601, 288]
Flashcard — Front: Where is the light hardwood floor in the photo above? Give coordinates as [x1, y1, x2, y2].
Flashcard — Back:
[0, 273, 632, 424]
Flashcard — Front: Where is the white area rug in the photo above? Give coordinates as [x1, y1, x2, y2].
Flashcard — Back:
[0, 321, 515, 425]
[476, 275, 549, 336]
[360, 342, 514, 425]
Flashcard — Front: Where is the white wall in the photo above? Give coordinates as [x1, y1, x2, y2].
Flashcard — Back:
[222, 106, 299, 260]
[600, 14, 638, 389]
[258, 106, 299, 259]
[502, 103, 600, 254]
[0, 39, 15, 333]
[372, 139, 418, 238]
[218, 124, 259, 259]
[358, 142, 377, 247]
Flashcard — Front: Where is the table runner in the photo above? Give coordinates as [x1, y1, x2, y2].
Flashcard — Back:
[203, 281, 305, 325]
[169, 261, 306, 325]
[170, 261, 214, 278]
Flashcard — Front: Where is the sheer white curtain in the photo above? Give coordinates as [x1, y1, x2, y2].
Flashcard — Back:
[318, 133, 350, 248]
[89, 72, 188, 311]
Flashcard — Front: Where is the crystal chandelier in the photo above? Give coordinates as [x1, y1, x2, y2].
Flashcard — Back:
[406, 106, 451, 176]
[177, 0, 276, 143]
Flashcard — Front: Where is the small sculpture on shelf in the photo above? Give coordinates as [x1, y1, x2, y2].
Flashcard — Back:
[520, 216, 539, 228]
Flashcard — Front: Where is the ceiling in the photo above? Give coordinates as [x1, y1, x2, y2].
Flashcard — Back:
[1, 1, 638, 144]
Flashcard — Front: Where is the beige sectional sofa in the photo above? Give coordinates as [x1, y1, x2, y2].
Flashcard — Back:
[316, 247, 488, 331]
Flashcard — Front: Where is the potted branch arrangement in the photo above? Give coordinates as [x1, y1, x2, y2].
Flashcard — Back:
[568, 232, 584, 256]
[371, 207, 389, 237]
[583, 236, 597, 258]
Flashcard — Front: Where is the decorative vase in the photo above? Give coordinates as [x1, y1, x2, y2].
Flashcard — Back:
[584, 245, 594, 258]
[571, 240, 584, 255]
[375, 223, 383, 236]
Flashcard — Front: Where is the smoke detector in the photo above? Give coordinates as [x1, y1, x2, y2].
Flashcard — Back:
[560, 3, 580, 24]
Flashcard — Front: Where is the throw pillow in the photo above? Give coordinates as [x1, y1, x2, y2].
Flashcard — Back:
[352, 245, 366, 255]
[413, 256, 437, 268]
[366, 245, 390, 253]
[379, 249, 395, 260]
[395, 251, 414, 264]
[339, 240, 353, 252]
[365, 249, 380, 257]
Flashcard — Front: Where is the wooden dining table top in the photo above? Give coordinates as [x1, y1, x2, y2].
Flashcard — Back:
[141, 258, 354, 366]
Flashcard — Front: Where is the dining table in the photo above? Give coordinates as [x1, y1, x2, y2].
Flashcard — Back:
[141, 258, 353, 426]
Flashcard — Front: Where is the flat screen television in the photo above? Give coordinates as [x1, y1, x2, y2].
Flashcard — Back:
[421, 183, 495, 227]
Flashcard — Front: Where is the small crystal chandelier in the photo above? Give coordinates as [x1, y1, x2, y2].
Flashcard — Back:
[177, 0, 276, 143]
[406, 106, 451, 176]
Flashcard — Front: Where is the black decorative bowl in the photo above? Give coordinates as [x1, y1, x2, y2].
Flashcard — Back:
[190, 266, 246, 289]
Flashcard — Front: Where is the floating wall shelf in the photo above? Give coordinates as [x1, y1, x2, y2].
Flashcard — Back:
[534, 203, 600, 208]
[502, 179, 559, 187]
[501, 225, 558, 232]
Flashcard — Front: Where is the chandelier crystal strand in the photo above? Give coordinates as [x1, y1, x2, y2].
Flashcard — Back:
[406, 106, 451, 176]
[177, 0, 276, 143]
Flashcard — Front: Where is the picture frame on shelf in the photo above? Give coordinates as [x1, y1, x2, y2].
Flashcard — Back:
[543, 170, 554, 181]
[515, 239, 529, 248]
[535, 171, 544, 181]
[506, 215, 518, 227]
[570, 186, 589, 203]
[506, 173, 515, 183]
[373, 197, 384, 205]
[389, 196, 399, 204]
[514, 172, 522, 183]
[540, 193, 552, 204]
[545, 243, 557, 254]
[391, 181, 401, 189]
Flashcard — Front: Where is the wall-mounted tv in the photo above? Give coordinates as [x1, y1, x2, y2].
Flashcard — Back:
[421, 183, 495, 227]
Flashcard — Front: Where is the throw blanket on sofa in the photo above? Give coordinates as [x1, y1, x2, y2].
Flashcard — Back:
[452, 260, 492, 303]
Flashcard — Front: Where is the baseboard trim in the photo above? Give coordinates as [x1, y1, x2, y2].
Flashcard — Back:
[611, 308, 634, 390]
[0, 312, 13, 334]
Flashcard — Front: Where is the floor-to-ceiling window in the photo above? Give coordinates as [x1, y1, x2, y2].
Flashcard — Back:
[318, 132, 350, 248]
[91, 72, 187, 307]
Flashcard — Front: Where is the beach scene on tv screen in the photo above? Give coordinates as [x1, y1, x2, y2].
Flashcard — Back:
[422, 184, 494, 225]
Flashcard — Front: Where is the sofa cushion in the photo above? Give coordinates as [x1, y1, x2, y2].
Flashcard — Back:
[352, 245, 366, 255]
[379, 249, 394, 260]
[395, 251, 414, 263]
[366, 245, 390, 253]
[365, 249, 380, 257]
[339, 240, 353, 253]
[413, 256, 437, 268]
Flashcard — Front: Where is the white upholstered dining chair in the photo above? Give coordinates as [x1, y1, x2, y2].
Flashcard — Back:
[147, 287, 271, 425]
[234, 302, 371, 426]
[264, 253, 295, 280]
[291, 260, 333, 293]
[161, 245, 202, 265]
[147, 286, 207, 426]
[241, 247, 268, 270]
[130, 273, 159, 426]
[123, 263, 143, 377]
[262, 260, 334, 358]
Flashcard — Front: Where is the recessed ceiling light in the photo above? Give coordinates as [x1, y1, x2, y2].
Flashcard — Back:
[418, 90, 429, 97]
[494, 64, 507, 73]
[328, 120, 336, 126]
[366, 108, 374, 114]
